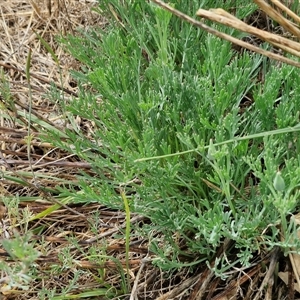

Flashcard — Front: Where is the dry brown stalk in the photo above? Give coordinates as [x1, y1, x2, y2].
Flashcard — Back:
[270, 0, 300, 25]
[196, 8, 300, 56]
[253, 0, 300, 38]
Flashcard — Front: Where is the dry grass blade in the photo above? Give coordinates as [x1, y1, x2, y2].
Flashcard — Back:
[270, 0, 300, 26]
[156, 276, 199, 300]
[253, 0, 300, 38]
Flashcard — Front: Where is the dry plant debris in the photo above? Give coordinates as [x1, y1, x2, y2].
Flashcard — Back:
[0, 0, 103, 199]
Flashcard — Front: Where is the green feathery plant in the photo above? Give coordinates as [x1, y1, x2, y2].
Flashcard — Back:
[43, 0, 300, 275]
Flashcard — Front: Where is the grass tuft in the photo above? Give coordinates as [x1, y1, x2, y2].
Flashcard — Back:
[53, 0, 300, 275]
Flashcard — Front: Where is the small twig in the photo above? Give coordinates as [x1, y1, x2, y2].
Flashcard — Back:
[253, 247, 280, 300]
[25, 48, 37, 184]
[0, 159, 92, 169]
[157, 275, 199, 300]
[129, 256, 150, 300]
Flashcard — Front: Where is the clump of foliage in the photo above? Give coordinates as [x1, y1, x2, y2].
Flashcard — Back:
[48, 0, 300, 275]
